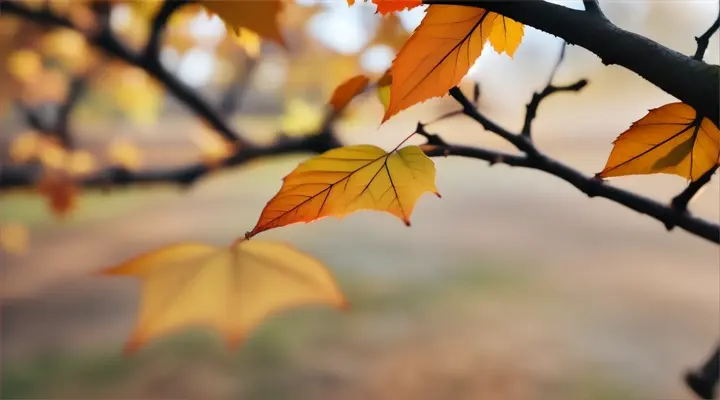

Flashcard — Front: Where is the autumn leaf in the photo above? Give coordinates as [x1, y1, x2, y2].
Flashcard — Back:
[382, 6, 497, 122]
[376, 69, 392, 112]
[328, 74, 369, 113]
[249, 144, 439, 237]
[598, 102, 720, 181]
[37, 171, 78, 217]
[347, 0, 422, 15]
[202, 0, 285, 45]
[489, 16, 524, 57]
[100, 240, 347, 354]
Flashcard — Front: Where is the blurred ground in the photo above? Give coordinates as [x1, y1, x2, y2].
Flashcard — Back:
[2, 95, 718, 399]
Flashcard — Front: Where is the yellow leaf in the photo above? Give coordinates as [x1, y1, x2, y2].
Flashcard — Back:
[108, 138, 143, 170]
[598, 102, 720, 181]
[100, 240, 347, 354]
[202, 0, 285, 45]
[383, 6, 497, 122]
[489, 16, 524, 57]
[328, 74, 369, 113]
[0, 222, 30, 256]
[249, 144, 439, 237]
[376, 69, 392, 112]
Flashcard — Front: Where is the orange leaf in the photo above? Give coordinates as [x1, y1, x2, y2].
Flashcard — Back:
[249, 144, 439, 237]
[347, 0, 422, 15]
[328, 74, 369, 113]
[374, 0, 423, 15]
[598, 102, 720, 181]
[202, 0, 285, 45]
[37, 171, 78, 217]
[99, 240, 347, 354]
[383, 6, 497, 122]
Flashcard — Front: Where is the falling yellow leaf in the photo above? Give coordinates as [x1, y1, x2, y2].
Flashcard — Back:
[0, 222, 30, 256]
[100, 240, 347, 354]
[328, 74, 369, 113]
[202, 0, 285, 45]
[108, 138, 143, 170]
[599, 102, 720, 181]
[281, 98, 325, 136]
[249, 144, 439, 237]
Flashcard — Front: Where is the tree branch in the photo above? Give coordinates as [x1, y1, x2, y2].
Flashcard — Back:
[693, 7, 720, 61]
[671, 166, 719, 213]
[522, 42, 587, 138]
[144, 0, 186, 62]
[582, 0, 605, 18]
[429, 0, 719, 126]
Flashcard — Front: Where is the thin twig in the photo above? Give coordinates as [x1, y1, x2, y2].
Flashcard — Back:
[522, 42, 586, 138]
[693, 8, 720, 61]
[671, 166, 719, 213]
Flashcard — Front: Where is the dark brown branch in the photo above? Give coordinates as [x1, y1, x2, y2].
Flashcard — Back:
[671, 166, 719, 213]
[429, 0, 719, 125]
[582, 0, 605, 18]
[693, 7, 720, 61]
[685, 344, 719, 400]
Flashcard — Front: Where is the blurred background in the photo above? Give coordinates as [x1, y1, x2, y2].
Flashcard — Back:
[1, 0, 718, 398]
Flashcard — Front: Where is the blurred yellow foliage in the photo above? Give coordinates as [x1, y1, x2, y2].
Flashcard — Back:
[6, 49, 43, 85]
[68, 150, 97, 176]
[281, 98, 325, 136]
[108, 138, 143, 170]
[0, 223, 30, 256]
[192, 126, 236, 167]
[10, 131, 42, 163]
[41, 28, 93, 73]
